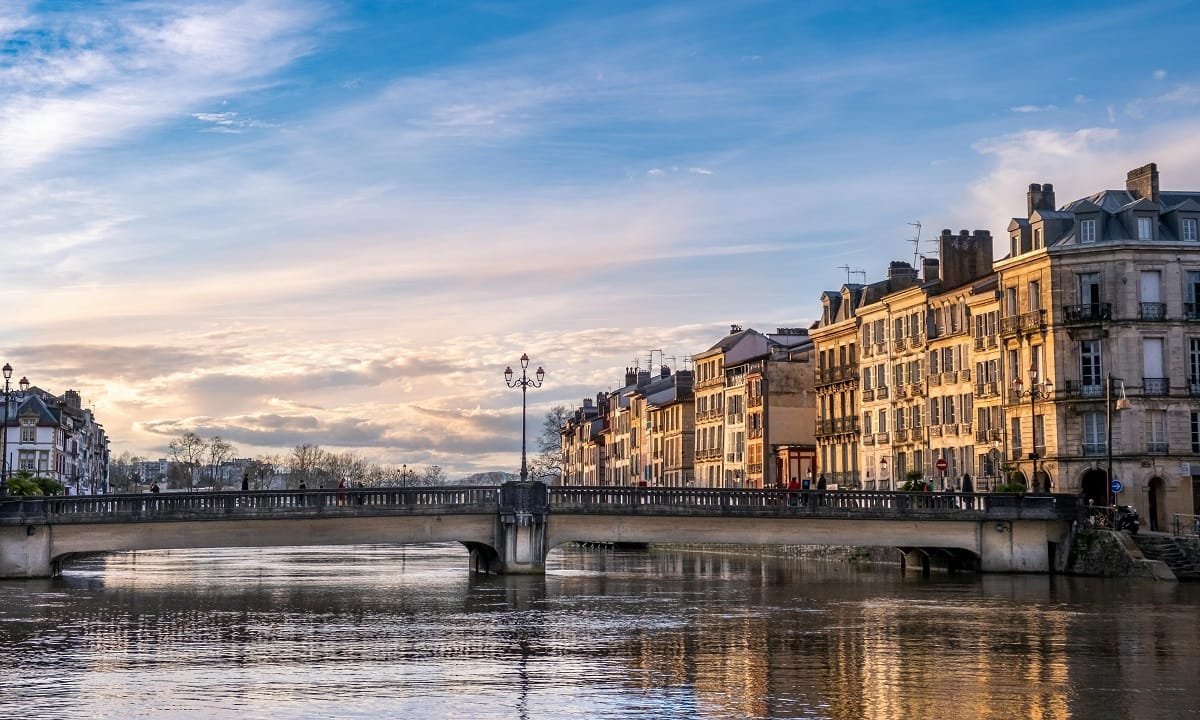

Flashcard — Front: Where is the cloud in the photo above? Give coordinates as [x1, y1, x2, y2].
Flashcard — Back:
[192, 111, 277, 133]
[1010, 104, 1057, 113]
[1125, 83, 1200, 118]
[1154, 68, 1167, 80]
[0, 0, 319, 172]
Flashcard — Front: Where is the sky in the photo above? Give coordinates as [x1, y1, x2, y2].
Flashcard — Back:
[3, 0, 1200, 478]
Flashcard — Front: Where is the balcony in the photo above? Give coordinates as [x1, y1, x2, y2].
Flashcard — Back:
[999, 309, 1046, 336]
[943, 423, 957, 436]
[862, 434, 875, 446]
[1082, 441, 1107, 456]
[726, 452, 744, 463]
[987, 335, 998, 348]
[1139, 302, 1167, 321]
[1147, 441, 1169, 455]
[975, 429, 989, 443]
[748, 395, 763, 408]
[1143, 377, 1169, 396]
[1062, 303, 1112, 324]
[960, 368, 971, 382]
[862, 388, 875, 401]
[874, 342, 886, 356]
[909, 383, 925, 397]
[748, 427, 763, 439]
[929, 425, 942, 437]
[727, 412, 745, 424]
[895, 429, 908, 442]
[895, 386, 908, 399]
[1074, 384, 1104, 398]
[891, 340, 907, 354]
[816, 365, 859, 387]
[959, 422, 972, 435]
[973, 336, 985, 351]
[876, 386, 889, 399]
[876, 432, 890, 445]
[942, 371, 957, 384]
[1187, 302, 1200, 321]
[748, 463, 763, 475]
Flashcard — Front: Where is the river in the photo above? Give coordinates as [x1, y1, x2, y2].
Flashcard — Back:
[0, 544, 1197, 719]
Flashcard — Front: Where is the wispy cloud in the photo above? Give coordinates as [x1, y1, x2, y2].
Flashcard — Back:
[1010, 104, 1057, 113]
[0, 0, 319, 172]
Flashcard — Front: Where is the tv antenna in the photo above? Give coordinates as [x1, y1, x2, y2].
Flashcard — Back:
[836, 265, 867, 285]
[907, 221, 922, 267]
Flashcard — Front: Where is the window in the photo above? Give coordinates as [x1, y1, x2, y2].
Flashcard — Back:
[1138, 216, 1153, 240]
[895, 407, 905, 430]
[1005, 287, 1018, 316]
[1034, 228, 1042, 249]
[929, 397, 940, 425]
[877, 409, 888, 433]
[1191, 338, 1200, 389]
[1079, 272, 1101, 307]
[1080, 218, 1096, 244]
[1080, 340, 1102, 392]
[1188, 271, 1200, 318]
[1082, 412, 1105, 455]
[1011, 417, 1022, 454]
[943, 396, 956, 425]
[1146, 410, 1168, 453]
[1192, 412, 1200, 454]
[1028, 280, 1041, 312]
[1184, 218, 1198, 242]
[863, 413, 872, 435]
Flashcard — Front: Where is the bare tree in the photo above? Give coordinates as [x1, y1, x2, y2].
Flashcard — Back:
[168, 432, 208, 490]
[206, 436, 236, 490]
[530, 405, 568, 482]
[252, 454, 283, 490]
[290, 443, 326, 488]
[322, 450, 370, 487]
[419, 465, 447, 486]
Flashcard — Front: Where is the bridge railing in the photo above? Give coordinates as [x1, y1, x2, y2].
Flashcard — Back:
[1, 487, 499, 524]
[549, 487, 1081, 520]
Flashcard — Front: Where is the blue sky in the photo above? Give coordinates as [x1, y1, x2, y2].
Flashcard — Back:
[3, 0, 1200, 476]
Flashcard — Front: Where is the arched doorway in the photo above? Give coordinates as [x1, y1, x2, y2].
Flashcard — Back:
[1009, 470, 1027, 490]
[1033, 470, 1052, 493]
[1081, 469, 1108, 506]
[1148, 477, 1165, 532]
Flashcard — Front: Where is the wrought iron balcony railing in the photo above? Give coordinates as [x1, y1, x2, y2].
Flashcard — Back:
[1062, 303, 1112, 324]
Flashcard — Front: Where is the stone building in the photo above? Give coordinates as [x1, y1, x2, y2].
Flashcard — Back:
[999, 163, 1200, 528]
[811, 284, 867, 487]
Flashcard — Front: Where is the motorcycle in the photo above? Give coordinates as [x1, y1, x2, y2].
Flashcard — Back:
[1115, 505, 1141, 534]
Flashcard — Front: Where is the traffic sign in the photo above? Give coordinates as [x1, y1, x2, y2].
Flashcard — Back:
[1111, 479, 1123, 494]
[935, 457, 948, 471]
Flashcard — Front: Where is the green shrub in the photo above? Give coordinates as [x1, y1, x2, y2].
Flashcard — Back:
[4, 470, 64, 496]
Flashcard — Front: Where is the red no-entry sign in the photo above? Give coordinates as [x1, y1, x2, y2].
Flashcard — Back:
[935, 457, 948, 471]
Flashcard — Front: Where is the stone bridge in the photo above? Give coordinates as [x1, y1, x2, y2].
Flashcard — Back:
[0, 483, 1083, 578]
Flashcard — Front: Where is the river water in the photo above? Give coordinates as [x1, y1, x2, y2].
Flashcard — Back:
[0, 544, 1197, 720]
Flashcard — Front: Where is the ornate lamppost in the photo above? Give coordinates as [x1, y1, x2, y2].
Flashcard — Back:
[1, 363, 11, 492]
[504, 354, 545, 482]
[878, 457, 889, 491]
[1012, 363, 1053, 492]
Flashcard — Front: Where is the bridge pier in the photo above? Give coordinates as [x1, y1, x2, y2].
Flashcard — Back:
[0, 524, 53, 578]
[495, 482, 549, 575]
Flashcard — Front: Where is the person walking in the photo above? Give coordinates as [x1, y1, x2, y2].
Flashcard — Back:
[337, 478, 346, 506]
[787, 476, 800, 507]
[241, 472, 250, 492]
[961, 473, 974, 509]
[149, 482, 160, 494]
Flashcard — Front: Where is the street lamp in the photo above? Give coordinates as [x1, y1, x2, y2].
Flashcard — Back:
[504, 353, 545, 482]
[1012, 362, 1053, 492]
[1, 363, 11, 491]
[879, 457, 889, 491]
[1106, 374, 1131, 508]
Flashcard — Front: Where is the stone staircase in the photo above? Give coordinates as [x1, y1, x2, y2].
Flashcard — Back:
[1132, 533, 1200, 581]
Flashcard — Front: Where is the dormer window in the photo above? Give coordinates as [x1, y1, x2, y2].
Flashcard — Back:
[1137, 216, 1153, 240]
[1033, 228, 1042, 248]
[1184, 218, 1198, 242]
[1080, 218, 1096, 244]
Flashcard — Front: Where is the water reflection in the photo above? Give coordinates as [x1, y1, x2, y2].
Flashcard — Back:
[0, 544, 1196, 720]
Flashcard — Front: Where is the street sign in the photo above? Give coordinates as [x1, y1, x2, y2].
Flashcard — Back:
[1111, 479, 1123, 494]
[935, 457, 948, 471]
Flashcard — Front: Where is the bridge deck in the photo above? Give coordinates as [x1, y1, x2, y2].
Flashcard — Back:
[0, 486, 1082, 525]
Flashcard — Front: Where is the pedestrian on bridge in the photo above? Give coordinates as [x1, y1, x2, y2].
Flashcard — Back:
[961, 473, 975, 510]
[337, 478, 346, 506]
[787, 477, 800, 507]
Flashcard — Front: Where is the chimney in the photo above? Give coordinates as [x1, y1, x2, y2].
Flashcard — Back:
[624, 367, 637, 386]
[730, 324, 743, 335]
[1026, 183, 1056, 216]
[922, 256, 940, 283]
[583, 397, 593, 409]
[1126, 163, 1159, 202]
[637, 370, 651, 386]
[886, 261, 918, 288]
[64, 389, 82, 409]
